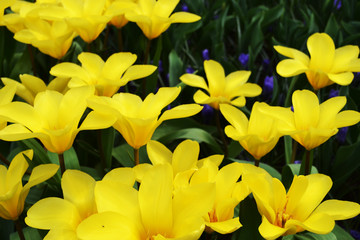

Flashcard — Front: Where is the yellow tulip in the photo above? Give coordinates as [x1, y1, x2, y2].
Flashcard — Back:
[274, 32, 360, 90]
[76, 164, 215, 240]
[243, 173, 360, 240]
[0, 86, 115, 154]
[125, 0, 201, 39]
[105, 0, 137, 28]
[2, 74, 69, 105]
[220, 103, 283, 160]
[0, 0, 15, 21]
[87, 87, 203, 149]
[260, 89, 360, 150]
[180, 60, 262, 110]
[0, 83, 17, 129]
[0, 149, 59, 220]
[50, 52, 156, 97]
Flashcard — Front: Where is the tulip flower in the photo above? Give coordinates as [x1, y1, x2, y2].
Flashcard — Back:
[259, 89, 360, 150]
[87, 87, 203, 150]
[243, 173, 360, 240]
[220, 103, 283, 161]
[0, 83, 17, 129]
[2, 74, 69, 105]
[105, 0, 137, 28]
[0, 86, 115, 154]
[0, 0, 15, 20]
[50, 52, 156, 97]
[125, 0, 201, 39]
[180, 60, 262, 110]
[25, 170, 97, 239]
[274, 32, 360, 90]
[0, 149, 59, 220]
[76, 164, 215, 240]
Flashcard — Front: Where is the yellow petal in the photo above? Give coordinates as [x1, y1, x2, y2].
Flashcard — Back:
[197, 155, 223, 168]
[6, 150, 32, 190]
[180, 74, 208, 90]
[317, 96, 346, 129]
[43, 229, 78, 240]
[308, 33, 335, 72]
[0, 124, 39, 141]
[193, 90, 212, 105]
[335, 110, 360, 128]
[225, 70, 251, 87]
[102, 167, 135, 187]
[102, 52, 137, 81]
[313, 199, 360, 220]
[286, 213, 334, 234]
[133, 163, 153, 183]
[235, 83, 262, 97]
[23, 163, 58, 192]
[2, 77, 34, 105]
[79, 111, 116, 130]
[50, 62, 87, 79]
[274, 45, 310, 65]
[76, 212, 139, 240]
[204, 60, 226, 95]
[170, 12, 201, 23]
[61, 170, 96, 220]
[215, 162, 241, 202]
[159, 104, 202, 122]
[146, 140, 172, 165]
[230, 97, 246, 108]
[0, 102, 39, 130]
[121, 64, 157, 82]
[138, 164, 173, 237]
[206, 217, 241, 234]
[0, 83, 16, 105]
[220, 104, 248, 135]
[331, 45, 360, 72]
[292, 90, 320, 130]
[259, 215, 289, 240]
[276, 59, 308, 77]
[172, 139, 199, 175]
[327, 72, 354, 86]
[25, 197, 81, 230]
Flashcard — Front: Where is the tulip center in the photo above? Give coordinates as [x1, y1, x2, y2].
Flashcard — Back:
[275, 200, 292, 228]
[208, 209, 218, 222]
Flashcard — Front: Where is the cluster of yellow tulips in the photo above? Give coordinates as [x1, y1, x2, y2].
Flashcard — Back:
[0, 0, 360, 240]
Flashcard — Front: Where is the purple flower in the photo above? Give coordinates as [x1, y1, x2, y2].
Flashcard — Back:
[337, 127, 348, 144]
[238, 53, 249, 66]
[263, 75, 274, 97]
[201, 104, 214, 124]
[186, 66, 195, 74]
[351, 230, 360, 240]
[329, 89, 339, 98]
[334, 0, 341, 10]
[290, 105, 294, 112]
[294, 160, 301, 164]
[181, 3, 189, 12]
[158, 60, 163, 73]
[202, 49, 210, 60]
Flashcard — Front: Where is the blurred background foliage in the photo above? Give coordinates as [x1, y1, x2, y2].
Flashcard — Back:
[1, 0, 360, 239]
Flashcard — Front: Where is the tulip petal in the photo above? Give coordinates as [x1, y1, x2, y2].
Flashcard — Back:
[292, 90, 320, 130]
[206, 217, 241, 234]
[122, 64, 157, 82]
[335, 110, 360, 128]
[23, 163, 58, 192]
[102, 167, 135, 187]
[215, 162, 241, 202]
[139, 164, 173, 236]
[0, 124, 39, 141]
[332, 45, 360, 72]
[133, 163, 153, 183]
[198, 155, 223, 168]
[193, 90, 212, 105]
[50, 63, 87, 79]
[204, 60, 226, 94]
[159, 104, 202, 122]
[276, 59, 308, 77]
[259, 215, 288, 240]
[76, 212, 138, 240]
[327, 72, 354, 86]
[172, 140, 199, 175]
[313, 199, 360, 220]
[274, 46, 310, 65]
[170, 12, 201, 23]
[79, 111, 116, 130]
[286, 213, 334, 235]
[230, 97, 246, 107]
[102, 52, 137, 81]
[308, 33, 335, 72]
[317, 96, 346, 129]
[147, 140, 172, 165]
[43, 229, 78, 240]
[180, 74, 208, 91]
[25, 197, 81, 230]
[220, 104, 248, 135]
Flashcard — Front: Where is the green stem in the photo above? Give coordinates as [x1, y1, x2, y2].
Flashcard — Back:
[141, 39, 152, 98]
[215, 110, 228, 158]
[103, 26, 110, 53]
[254, 159, 260, 167]
[134, 148, 140, 166]
[58, 153, 65, 175]
[304, 150, 313, 175]
[284, 76, 299, 107]
[27, 45, 37, 76]
[97, 130, 106, 175]
[117, 28, 123, 52]
[15, 219, 25, 240]
[290, 141, 298, 164]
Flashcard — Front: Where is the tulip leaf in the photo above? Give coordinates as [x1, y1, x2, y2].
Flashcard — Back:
[100, 128, 115, 170]
[168, 50, 184, 87]
[10, 227, 42, 240]
[20, 139, 52, 166]
[47, 147, 80, 171]
[284, 135, 292, 164]
[112, 144, 148, 167]
[0, 218, 13, 240]
[282, 231, 337, 240]
[331, 224, 354, 240]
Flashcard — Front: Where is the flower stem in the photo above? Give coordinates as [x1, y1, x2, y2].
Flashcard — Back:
[141, 39, 151, 98]
[255, 159, 260, 167]
[304, 150, 313, 175]
[290, 141, 298, 163]
[97, 129, 106, 175]
[134, 148, 140, 166]
[215, 110, 228, 158]
[15, 219, 25, 240]
[117, 28, 123, 52]
[58, 153, 65, 175]
[27, 45, 37, 76]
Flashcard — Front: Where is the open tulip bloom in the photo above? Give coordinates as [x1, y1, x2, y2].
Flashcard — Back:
[125, 0, 201, 39]
[180, 60, 262, 110]
[244, 172, 360, 240]
[259, 89, 360, 150]
[0, 149, 59, 221]
[87, 87, 203, 150]
[274, 32, 360, 90]
[0, 86, 116, 154]
[50, 52, 157, 97]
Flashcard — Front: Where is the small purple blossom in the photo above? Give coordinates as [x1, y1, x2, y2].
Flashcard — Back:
[202, 49, 210, 60]
[158, 60, 163, 73]
[294, 160, 301, 164]
[263, 75, 274, 97]
[186, 66, 195, 74]
[334, 0, 341, 10]
[337, 127, 348, 144]
[290, 106, 294, 112]
[201, 104, 214, 124]
[351, 230, 360, 240]
[238, 53, 249, 66]
[329, 89, 339, 98]
[181, 3, 189, 12]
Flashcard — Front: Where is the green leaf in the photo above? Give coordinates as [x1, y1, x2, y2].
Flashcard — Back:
[284, 136, 293, 164]
[100, 128, 115, 170]
[47, 147, 80, 170]
[325, 14, 340, 41]
[0, 218, 13, 240]
[283, 231, 337, 240]
[112, 144, 148, 167]
[168, 50, 184, 87]
[332, 224, 354, 240]
[10, 227, 42, 240]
